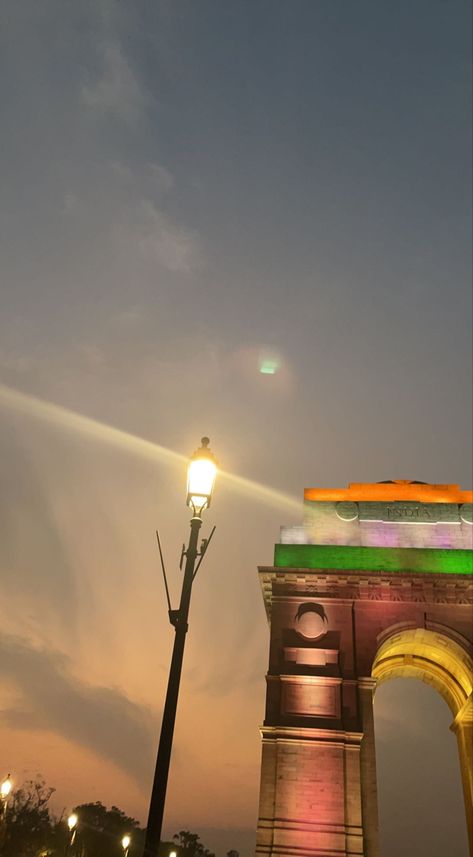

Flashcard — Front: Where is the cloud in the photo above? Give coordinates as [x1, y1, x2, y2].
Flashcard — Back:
[106, 160, 198, 272]
[189, 643, 263, 699]
[58, 158, 199, 275]
[0, 348, 36, 374]
[0, 633, 155, 785]
[62, 192, 79, 216]
[81, 39, 147, 122]
[0, 430, 79, 628]
[115, 198, 201, 273]
[148, 164, 174, 193]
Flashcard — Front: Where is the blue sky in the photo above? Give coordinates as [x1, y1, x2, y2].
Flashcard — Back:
[0, 2, 471, 855]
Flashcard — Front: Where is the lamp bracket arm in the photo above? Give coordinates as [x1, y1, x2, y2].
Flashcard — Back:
[192, 525, 216, 582]
[155, 530, 173, 616]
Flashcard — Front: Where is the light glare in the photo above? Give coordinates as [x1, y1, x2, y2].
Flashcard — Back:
[186, 439, 218, 513]
[0, 383, 301, 514]
[67, 813, 78, 831]
[1, 775, 12, 798]
[188, 459, 217, 507]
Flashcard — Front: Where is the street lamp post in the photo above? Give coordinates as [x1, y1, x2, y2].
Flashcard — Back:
[143, 438, 218, 856]
[1, 775, 12, 813]
[65, 812, 78, 856]
[1, 774, 12, 827]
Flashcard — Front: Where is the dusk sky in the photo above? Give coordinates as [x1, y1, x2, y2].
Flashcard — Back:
[0, 2, 471, 855]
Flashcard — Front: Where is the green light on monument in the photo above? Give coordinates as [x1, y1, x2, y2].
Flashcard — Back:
[273, 543, 473, 575]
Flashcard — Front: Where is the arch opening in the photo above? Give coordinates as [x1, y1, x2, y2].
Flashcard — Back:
[374, 679, 469, 857]
[372, 627, 473, 856]
[372, 627, 473, 717]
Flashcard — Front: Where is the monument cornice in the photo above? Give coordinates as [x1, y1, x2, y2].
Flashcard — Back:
[258, 565, 473, 617]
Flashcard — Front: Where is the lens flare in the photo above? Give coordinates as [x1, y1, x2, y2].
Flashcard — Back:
[259, 349, 281, 375]
[0, 383, 300, 515]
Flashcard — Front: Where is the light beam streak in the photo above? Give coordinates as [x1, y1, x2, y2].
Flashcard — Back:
[0, 383, 301, 515]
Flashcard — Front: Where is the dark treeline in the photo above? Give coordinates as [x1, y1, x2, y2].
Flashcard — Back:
[0, 776, 238, 857]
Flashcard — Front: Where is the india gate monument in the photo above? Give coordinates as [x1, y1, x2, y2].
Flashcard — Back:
[254, 480, 473, 857]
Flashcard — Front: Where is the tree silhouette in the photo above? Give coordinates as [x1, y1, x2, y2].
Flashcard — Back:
[0, 775, 60, 856]
[172, 830, 215, 857]
[0, 777, 224, 857]
[71, 801, 143, 856]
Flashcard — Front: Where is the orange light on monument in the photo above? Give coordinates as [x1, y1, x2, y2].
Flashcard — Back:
[186, 437, 218, 516]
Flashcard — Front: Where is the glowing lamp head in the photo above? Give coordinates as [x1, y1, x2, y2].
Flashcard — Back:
[169, 852, 178, 857]
[67, 813, 78, 831]
[122, 834, 131, 850]
[1, 775, 12, 799]
[186, 437, 218, 516]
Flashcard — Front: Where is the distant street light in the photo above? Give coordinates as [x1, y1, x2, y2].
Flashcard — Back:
[1, 774, 12, 821]
[143, 438, 218, 856]
[122, 833, 131, 856]
[65, 812, 78, 856]
[67, 813, 78, 834]
[0, 774, 12, 801]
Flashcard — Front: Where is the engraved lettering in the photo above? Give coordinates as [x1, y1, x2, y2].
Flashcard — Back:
[359, 502, 460, 524]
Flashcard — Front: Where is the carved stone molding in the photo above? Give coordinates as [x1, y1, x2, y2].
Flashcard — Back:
[259, 566, 473, 617]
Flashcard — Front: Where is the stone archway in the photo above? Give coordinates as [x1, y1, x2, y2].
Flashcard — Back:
[372, 627, 473, 852]
[254, 480, 472, 857]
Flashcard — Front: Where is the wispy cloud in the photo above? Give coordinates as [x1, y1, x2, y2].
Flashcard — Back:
[148, 163, 175, 193]
[108, 197, 201, 274]
[0, 633, 154, 785]
[134, 199, 201, 273]
[81, 39, 147, 123]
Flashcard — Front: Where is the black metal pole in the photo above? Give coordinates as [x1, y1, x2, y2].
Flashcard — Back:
[144, 514, 203, 856]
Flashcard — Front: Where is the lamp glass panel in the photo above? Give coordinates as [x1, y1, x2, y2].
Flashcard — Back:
[187, 458, 216, 501]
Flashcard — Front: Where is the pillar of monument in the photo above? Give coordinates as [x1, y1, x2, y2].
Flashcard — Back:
[451, 694, 473, 856]
[358, 679, 380, 857]
[254, 585, 367, 857]
[255, 723, 364, 857]
[255, 679, 382, 857]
